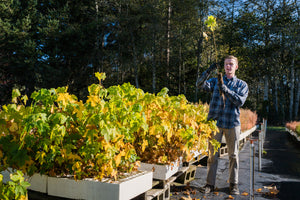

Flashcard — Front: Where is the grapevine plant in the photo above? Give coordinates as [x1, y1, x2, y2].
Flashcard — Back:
[0, 73, 218, 181]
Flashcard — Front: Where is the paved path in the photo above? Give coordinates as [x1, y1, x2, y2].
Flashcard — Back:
[170, 128, 300, 200]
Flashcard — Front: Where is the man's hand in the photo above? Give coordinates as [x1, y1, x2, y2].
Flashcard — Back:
[196, 63, 218, 88]
[207, 63, 218, 73]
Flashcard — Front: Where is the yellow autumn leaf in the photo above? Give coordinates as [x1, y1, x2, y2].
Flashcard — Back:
[67, 153, 81, 161]
[227, 195, 234, 199]
[241, 192, 249, 196]
[256, 188, 262, 192]
[86, 95, 100, 107]
[111, 169, 118, 181]
[73, 101, 85, 118]
[114, 151, 125, 167]
[19, 194, 28, 200]
[72, 161, 82, 172]
[149, 125, 156, 136]
[141, 139, 148, 152]
[57, 92, 76, 107]
[158, 136, 165, 145]
[104, 142, 112, 151]
[35, 151, 46, 164]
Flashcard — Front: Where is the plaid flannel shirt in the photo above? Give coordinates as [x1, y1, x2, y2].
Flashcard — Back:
[202, 75, 248, 129]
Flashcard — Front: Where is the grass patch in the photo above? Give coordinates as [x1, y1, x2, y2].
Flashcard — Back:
[267, 126, 285, 131]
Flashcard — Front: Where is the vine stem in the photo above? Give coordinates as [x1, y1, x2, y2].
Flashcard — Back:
[212, 29, 225, 108]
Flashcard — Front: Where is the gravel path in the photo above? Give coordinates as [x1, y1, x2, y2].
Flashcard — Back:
[170, 128, 300, 200]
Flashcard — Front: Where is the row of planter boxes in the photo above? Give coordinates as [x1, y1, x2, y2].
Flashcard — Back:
[2, 169, 153, 200]
[1, 126, 257, 200]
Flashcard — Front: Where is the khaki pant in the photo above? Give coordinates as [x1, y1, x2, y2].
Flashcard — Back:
[206, 126, 240, 186]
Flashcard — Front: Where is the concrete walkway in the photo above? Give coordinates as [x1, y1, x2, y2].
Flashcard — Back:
[170, 128, 300, 200]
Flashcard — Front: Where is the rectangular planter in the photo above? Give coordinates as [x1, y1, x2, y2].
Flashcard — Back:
[48, 175, 87, 199]
[47, 171, 153, 200]
[85, 171, 153, 200]
[139, 159, 182, 180]
[26, 173, 48, 193]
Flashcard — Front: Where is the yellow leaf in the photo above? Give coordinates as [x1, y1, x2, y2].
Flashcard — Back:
[256, 188, 262, 192]
[227, 195, 234, 199]
[67, 153, 81, 161]
[115, 153, 122, 167]
[241, 192, 249, 196]
[19, 194, 28, 200]
[104, 142, 112, 151]
[149, 125, 156, 136]
[86, 95, 100, 107]
[111, 169, 118, 181]
[57, 92, 76, 107]
[141, 139, 148, 152]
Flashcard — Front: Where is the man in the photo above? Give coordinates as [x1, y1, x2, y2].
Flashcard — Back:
[196, 55, 248, 195]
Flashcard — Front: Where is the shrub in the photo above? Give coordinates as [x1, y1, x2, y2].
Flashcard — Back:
[240, 109, 258, 132]
[285, 121, 300, 132]
[0, 73, 218, 181]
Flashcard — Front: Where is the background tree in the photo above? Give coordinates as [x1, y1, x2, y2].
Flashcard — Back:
[0, 0, 299, 123]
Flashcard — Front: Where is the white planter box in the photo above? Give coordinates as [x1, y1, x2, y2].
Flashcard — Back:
[26, 173, 48, 193]
[139, 159, 182, 180]
[47, 171, 153, 200]
[85, 171, 153, 200]
[48, 176, 87, 199]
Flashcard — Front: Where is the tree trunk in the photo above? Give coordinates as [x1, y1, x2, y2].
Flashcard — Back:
[130, 31, 139, 88]
[274, 79, 279, 114]
[179, 30, 182, 94]
[166, 0, 171, 79]
[295, 69, 300, 120]
[152, 32, 157, 93]
[263, 75, 269, 113]
[289, 57, 295, 120]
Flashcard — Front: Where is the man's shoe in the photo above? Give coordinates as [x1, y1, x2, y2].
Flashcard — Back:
[229, 183, 240, 195]
[199, 184, 214, 194]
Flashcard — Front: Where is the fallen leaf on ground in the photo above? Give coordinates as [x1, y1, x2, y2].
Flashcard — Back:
[227, 195, 234, 199]
[256, 188, 262, 192]
[213, 191, 219, 195]
[264, 185, 279, 196]
[180, 196, 192, 200]
[241, 191, 249, 196]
